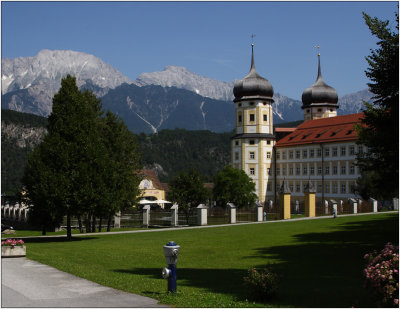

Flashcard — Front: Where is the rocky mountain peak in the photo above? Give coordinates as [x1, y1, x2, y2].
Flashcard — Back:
[134, 65, 235, 101]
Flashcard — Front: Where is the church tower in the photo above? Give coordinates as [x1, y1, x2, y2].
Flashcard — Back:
[301, 53, 339, 120]
[231, 44, 275, 203]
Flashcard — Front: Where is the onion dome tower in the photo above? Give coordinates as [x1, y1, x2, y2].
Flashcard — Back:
[231, 43, 275, 203]
[301, 53, 338, 121]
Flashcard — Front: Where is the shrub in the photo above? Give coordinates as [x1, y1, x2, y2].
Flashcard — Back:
[364, 242, 399, 307]
[243, 266, 279, 301]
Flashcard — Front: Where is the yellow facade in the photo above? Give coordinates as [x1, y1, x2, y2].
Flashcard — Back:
[304, 192, 316, 217]
[280, 193, 291, 219]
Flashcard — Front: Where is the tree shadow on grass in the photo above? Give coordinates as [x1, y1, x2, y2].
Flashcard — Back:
[246, 214, 399, 307]
[115, 215, 398, 307]
[19, 236, 98, 243]
[114, 267, 250, 301]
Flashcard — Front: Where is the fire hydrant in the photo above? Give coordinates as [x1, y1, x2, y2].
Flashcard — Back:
[161, 241, 180, 293]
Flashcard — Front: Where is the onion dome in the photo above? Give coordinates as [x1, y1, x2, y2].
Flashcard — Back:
[301, 54, 338, 108]
[233, 44, 274, 103]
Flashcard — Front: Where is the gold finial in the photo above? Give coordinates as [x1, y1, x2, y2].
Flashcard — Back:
[314, 45, 320, 56]
[251, 34, 256, 46]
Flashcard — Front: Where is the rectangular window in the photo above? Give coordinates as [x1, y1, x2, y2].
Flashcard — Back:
[238, 115, 242, 123]
[235, 152, 239, 160]
[283, 168, 286, 176]
[289, 151, 294, 159]
[325, 148, 330, 157]
[249, 114, 255, 122]
[249, 140, 255, 145]
[341, 165, 346, 175]
[350, 164, 355, 175]
[303, 167, 308, 175]
[333, 166, 338, 175]
[358, 146, 364, 154]
[277, 151, 280, 159]
[250, 167, 255, 175]
[266, 152, 271, 159]
[317, 149, 322, 157]
[341, 147, 346, 156]
[263, 114, 267, 122]
[296, 184, 300, 192]
[333, 147, 338, 156]
[304, 150, 308, 158]
[325, 183, 330, 193]
[318, 166, 322, 175]
[249, 152, 255, 159]
[296, 167, 300, 175]
[276, 168, 280, 175]
[333, 183, 338, 193]
[289, 168, 294, 175]
[350, 145, 355, 155]
[310, 167, 315, 175]
[317, 184, 322, 193]
[296, 150, 300, 159]
[282, 152, 287, 160]
[267, 140, 271, 145]
[290, 184, 294, 192]
[325, 166, 330, 175]
[341, 184, 346, 194]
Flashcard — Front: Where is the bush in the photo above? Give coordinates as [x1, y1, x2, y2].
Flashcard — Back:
[243, 266, 279, 301]
[364, 243, 399, 307]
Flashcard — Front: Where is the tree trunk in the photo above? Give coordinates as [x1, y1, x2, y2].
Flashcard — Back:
[98, 217, 102, 232]
[78, 215, 83, 233]
[66, 213, 72, 240]
[91, 215, 96, 233]
[107, 214, 112, 232]
[85, 213, 91, 233]
[42, 225, 46, 235]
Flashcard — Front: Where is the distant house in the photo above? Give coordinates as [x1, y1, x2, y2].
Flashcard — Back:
[139, 170, 166, 202]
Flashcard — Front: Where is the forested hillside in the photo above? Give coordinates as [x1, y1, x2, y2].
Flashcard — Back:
[1, 109, 303, 194]
[137, 129, 232, 182]
[1, 109, 48, 194]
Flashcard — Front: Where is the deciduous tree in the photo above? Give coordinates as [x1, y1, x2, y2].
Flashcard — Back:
[213, 166, 257, 208]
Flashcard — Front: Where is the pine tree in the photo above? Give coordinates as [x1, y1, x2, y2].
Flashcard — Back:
[355, 12, 399, 200]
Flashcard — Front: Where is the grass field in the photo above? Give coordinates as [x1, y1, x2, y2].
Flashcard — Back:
[19, 213, 399, 307]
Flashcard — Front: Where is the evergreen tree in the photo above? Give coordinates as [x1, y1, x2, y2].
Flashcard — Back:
[355, 12, 399, 200]
[100, 111, 142, 231]
[213, 166, 257, 208]
[167, 168, 209, 224]
[23, 76, 114, 238]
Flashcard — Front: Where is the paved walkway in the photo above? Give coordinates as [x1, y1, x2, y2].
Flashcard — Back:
[2, 257, 168, 308]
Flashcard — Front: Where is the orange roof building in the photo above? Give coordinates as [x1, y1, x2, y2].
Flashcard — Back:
[230, 46, 365, 204]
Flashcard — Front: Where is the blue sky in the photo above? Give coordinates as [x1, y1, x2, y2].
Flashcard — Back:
[1, 1, 398, 100]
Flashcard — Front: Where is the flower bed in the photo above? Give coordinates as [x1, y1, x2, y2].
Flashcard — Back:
[1, 239, 26, 258]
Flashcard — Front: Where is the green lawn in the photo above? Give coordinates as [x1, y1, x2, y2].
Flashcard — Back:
[20, 213, 399, 307]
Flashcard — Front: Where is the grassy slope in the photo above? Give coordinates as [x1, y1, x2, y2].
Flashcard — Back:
[21, 213, 399, 307]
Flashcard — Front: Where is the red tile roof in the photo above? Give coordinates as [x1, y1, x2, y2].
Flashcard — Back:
[275, 127, 297, 132]
[275, 113, 363, 147]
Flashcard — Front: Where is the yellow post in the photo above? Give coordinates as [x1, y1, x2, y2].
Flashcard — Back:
[304, 180, 316, 217]
[279, 180, 291, 219]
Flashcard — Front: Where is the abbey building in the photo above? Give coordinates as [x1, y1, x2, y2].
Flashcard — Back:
[231, 45, 364, 203]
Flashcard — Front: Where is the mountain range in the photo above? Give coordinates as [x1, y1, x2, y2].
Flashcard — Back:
[1, 49, 373, 134]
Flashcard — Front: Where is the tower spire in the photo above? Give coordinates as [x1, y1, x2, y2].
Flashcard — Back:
[315, 45, 322, 80]
[250, 34, 256, 70]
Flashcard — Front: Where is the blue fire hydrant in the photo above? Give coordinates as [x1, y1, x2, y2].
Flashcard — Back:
[161, 241, 180, 293]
